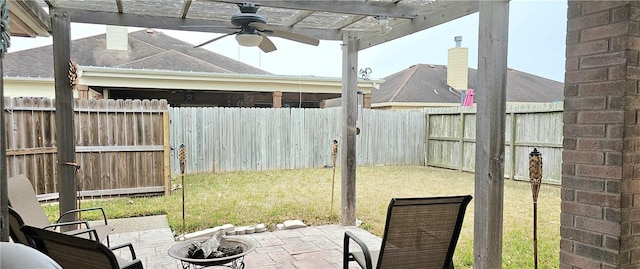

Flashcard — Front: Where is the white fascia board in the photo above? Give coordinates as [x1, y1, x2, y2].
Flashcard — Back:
[78, 66, 383, 94]
[372, 102, 461, 108]
[4, 77, 54, 83]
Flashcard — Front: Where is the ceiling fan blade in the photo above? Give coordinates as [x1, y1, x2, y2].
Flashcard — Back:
[180, 25, 238, 29]
[257, 33, 277, 53]
[269, 30, 320, 46]
[248, 22, 272, 31]
[194, 32, 239, 48]
[249, 22, 319, 46]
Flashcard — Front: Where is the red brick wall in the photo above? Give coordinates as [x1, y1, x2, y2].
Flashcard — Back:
[562, 1, 640, 268]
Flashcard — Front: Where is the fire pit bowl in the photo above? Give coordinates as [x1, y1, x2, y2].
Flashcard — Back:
[168, 236, 256, 268]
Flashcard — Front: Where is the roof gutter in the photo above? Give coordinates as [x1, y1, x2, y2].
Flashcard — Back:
[77, 66, 384, 94]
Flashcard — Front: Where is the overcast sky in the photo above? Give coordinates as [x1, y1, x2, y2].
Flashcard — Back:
[8, 0, 567, 82]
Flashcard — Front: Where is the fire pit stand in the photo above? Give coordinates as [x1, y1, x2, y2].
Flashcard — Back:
[168, 236, 256, 269]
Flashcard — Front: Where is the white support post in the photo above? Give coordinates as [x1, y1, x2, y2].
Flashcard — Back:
[341, 33, 358, 226]
[473, 1, 510, 268]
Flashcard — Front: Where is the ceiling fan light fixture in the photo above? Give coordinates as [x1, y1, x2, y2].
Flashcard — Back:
[235, 33, 263, 47]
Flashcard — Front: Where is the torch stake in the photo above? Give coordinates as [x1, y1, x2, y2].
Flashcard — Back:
[330, 140, 338, 217]
[529, 148, 542, 269]
[179, 144, 187, 237]
[533, 201, 538, 269]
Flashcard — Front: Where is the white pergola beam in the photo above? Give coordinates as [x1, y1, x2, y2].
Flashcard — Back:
[207, 0, 419, 18]
[357, 1, 479, 50]
[329, 15, 367, 30]
[286, 10, 314, 26]
[53, 8, 344, 41]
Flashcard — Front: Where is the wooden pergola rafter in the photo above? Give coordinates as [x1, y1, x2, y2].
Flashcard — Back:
[1, 1, 509, 268]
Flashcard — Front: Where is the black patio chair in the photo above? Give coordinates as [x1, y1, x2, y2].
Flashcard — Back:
[343, 195, 472, 269]
[8, 173, 113, 246]
[9, 206, 102, 246]
[21, 225, 143, 269]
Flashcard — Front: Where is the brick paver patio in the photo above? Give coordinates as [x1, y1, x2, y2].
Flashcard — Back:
[107, 216, 381, 268]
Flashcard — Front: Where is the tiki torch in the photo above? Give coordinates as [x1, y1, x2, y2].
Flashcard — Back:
[529, 148, 542, 269]
[179, 144, 187, 237]
[330, 140, 338, 217]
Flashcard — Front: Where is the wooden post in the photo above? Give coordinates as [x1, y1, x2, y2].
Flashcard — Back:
[0, 0, 10, 242]
[473, 1, 509, 268]
[0, 49, 6, 242]
[163, 111, 171, 195]
[341, 33, 358, 226]
[458, 112, 465, 171]
[509, 112, 517, 180]
[51, 8, 77, 222]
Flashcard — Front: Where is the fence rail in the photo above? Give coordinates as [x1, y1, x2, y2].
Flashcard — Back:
[5, 97, 564, 198]
[425, 103, 564, 184]
[169, 107, 426, 176]
[4, 97, 170, 197]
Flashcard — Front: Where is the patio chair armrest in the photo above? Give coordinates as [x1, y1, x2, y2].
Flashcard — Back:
[110, 242, 138, 260]
[58, 207, 109, 226]
[44, 220, 91, 231]
[120, 259, 143, 269]
[65, 228, 100, 241]
[344, 231, 374, 269]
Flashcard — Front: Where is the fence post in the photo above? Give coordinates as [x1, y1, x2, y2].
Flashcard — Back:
[163, 111, 171, 195]
[424, 113, 430, 165]
[458, 112, 465, 171]
[509, 111, 517, 181]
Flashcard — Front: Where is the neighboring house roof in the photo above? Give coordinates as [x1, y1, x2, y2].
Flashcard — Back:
[326, 64, 564, 107]
[4, 29, 271, 78]
[380, 64, 564, 103]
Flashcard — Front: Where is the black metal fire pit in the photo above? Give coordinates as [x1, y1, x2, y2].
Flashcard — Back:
[168, 236, 256, 269]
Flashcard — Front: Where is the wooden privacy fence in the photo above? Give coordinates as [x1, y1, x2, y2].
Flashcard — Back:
[5, 97, 563, 198]
[169, 107, 426, 176]
[4, 97, 170, 198]
[425, 103, 564, 184]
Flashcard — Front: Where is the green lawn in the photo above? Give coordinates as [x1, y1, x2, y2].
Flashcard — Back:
[44, 166, 561, 268]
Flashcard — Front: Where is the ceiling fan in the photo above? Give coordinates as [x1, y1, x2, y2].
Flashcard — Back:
[194, 2, 320, 53]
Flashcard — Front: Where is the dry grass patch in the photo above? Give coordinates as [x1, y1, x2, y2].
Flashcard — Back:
[44, 166, 560, 268]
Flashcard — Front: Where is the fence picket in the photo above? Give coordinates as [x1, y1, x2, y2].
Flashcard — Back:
[168, 107, 427, 176]
[5, 97, 563, 199]
[5, 97, 168, 197]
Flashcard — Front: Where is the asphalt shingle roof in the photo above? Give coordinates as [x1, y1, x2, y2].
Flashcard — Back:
[4, 29, 271, 78]
[375, 64, 564, 104]
[325, 64, 563, 107]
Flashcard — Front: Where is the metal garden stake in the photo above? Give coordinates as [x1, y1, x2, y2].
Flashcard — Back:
[529, 148, 542, 269]
[179, 144, 187, 237]
[331, 140, 338, 216]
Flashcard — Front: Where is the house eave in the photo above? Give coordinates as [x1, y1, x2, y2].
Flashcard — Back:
[78, 66, 383, 94]
[4, 76, 54, 83]
[8, 0, 50, 37]
[372, 102, 462, 108]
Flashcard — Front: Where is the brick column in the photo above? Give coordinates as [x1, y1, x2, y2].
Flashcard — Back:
[272, 91, 282, 108]
[76, 84, 89, 99]
[562, 2, 640, 268]
[363, 93, 371, 108]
